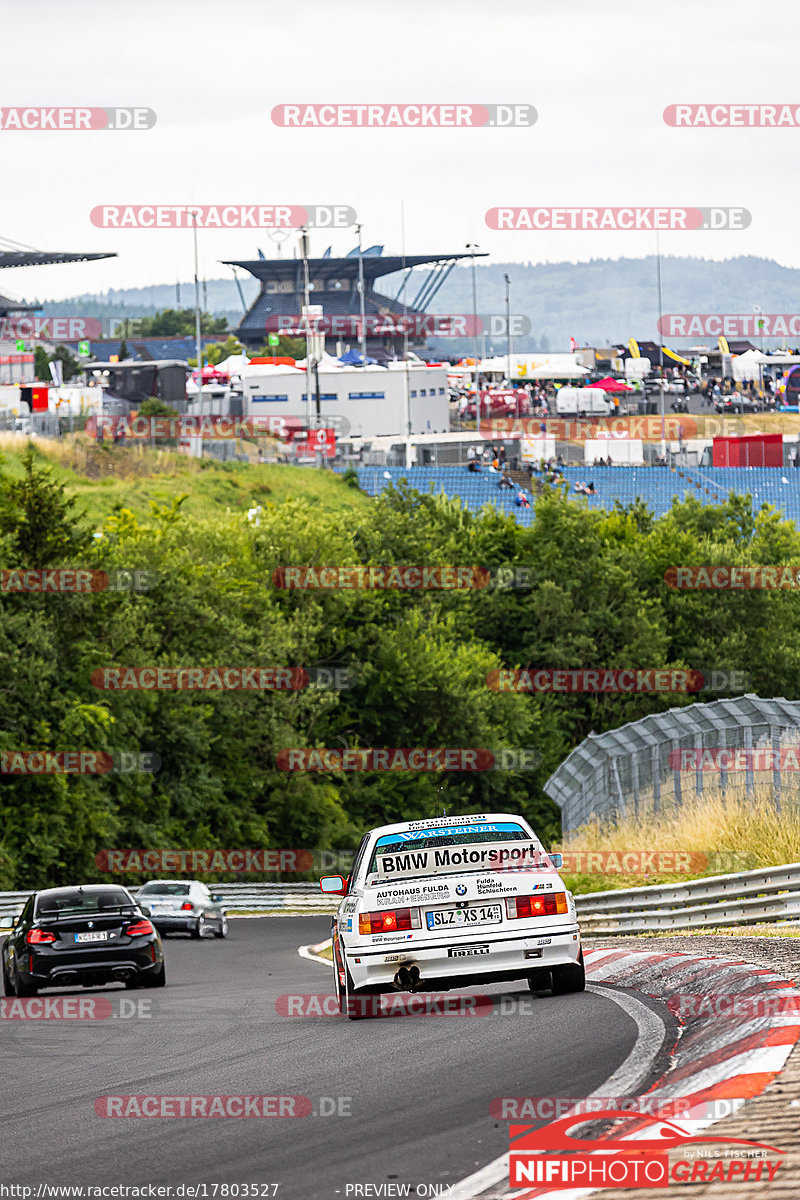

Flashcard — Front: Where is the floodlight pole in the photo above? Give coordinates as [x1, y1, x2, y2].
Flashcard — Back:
[356, 223, 367, 367]
[656, 233, 666, 458]
[504, 272, 515, 417]
[467, 244, 481, 429]
[301, 228, 312, 429]
[192, 211, 202, 413]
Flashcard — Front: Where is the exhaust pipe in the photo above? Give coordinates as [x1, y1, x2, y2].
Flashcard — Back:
[393, 966, 411, 991]
[392, 964, 423, 992]
[112, 967, 135, 982]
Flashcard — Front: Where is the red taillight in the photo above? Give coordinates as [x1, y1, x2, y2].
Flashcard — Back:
[505, 893, 569, 919]
[358, 907, 421, 935]
[26, 928, 56, 945]
[180, 902, 194, 911]
[125, 919, 154, 937]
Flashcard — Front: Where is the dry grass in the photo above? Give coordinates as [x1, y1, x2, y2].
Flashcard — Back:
[555, 785, 800, 892]
[689, 412, 800, 439]
[621, 924, 800, 938]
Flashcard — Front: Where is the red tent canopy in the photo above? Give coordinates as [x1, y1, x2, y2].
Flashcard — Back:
[588, 376, 631, 392]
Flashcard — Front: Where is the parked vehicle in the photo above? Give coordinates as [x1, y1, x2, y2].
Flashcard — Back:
[714, 395, 763, 414]
[554, 388, 614, 417]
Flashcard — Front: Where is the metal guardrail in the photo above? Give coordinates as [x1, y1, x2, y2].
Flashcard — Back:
[2, 866, 800, 934]
[574, 862, 800, 934]
[210, 883, 335, 913]
[0, 883, 335, 930]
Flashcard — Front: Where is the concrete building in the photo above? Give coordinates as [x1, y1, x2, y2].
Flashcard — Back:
[236, 358, 449, 438]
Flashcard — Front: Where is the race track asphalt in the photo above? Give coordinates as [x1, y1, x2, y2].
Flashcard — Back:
[0, 918, 668, 1199]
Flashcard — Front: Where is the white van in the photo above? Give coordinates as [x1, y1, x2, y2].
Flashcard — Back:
[555, 387, 614, 417]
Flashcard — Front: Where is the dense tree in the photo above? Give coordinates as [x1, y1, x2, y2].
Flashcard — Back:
[3, 456, 800, 889]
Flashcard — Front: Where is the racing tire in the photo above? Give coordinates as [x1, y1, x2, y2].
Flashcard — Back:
[2, 960, 13, 997]
[526, 968, 553, 994]
[334, 941, 379, 1020]
[214, 917, 228, 939]
[141, 963, 166, 989]
[191, 916, 206, 940]
[14, 965, 38, 997]
[551, 950, 585, 995]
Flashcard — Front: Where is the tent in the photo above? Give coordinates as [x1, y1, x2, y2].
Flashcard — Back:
[200, 365, 227, 381]
[480, 354, 589, 380]
[339, 349, 378, 366]
[732, 348, 762, 382]
[214, 354, 250, 377]
[588, 376, 632, 392]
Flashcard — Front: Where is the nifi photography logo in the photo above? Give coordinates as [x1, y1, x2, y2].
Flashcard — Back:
[509, 1109, 783, 1189]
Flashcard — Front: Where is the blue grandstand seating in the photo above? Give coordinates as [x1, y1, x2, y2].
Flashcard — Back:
[349, 464, 800, 526]
[61, 337, 221, 362]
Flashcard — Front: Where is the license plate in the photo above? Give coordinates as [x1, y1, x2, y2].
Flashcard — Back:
[74, 930, 110, 943]
[426, 904, 502, 930]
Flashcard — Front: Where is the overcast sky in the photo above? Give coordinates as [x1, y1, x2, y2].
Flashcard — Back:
[3, 0, 798, 303]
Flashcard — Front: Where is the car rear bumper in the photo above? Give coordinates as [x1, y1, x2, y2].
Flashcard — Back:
[150, 915, 198, 932]
[24, 944, 162, 986]
[344, 924, 581, 990]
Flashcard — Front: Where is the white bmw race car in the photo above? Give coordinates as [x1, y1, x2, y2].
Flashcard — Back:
[320, 812, 583, 1019]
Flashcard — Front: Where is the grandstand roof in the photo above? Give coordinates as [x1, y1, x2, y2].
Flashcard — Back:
[0, 293, 37, 315]
[222, 252, 485, 283]
[0, 250, 116, 269]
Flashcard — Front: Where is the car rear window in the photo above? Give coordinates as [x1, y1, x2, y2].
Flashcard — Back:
[365, 821, 534, 875]
[138, 883, 191, 896]
[36, 889, 133, 916]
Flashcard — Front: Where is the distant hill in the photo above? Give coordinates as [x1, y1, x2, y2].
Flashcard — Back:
[32, 255, 800, 353]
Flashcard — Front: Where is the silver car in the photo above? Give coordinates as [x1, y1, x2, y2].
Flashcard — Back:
[135, 880, 228, 939]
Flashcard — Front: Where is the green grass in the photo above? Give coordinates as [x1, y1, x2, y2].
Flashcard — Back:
[599, 925, 800, 939]
[0, 439, 370, 524]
